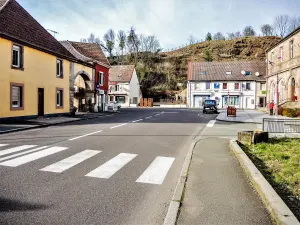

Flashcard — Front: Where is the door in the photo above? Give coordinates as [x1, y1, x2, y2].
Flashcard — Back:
[38, 88, 44, 116]
[245, 97, 250, 109]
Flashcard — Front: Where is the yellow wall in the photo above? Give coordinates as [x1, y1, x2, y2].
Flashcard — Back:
[0, 37, 70, 118]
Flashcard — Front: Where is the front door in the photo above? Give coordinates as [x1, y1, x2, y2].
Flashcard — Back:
[38, 88, 44, 116]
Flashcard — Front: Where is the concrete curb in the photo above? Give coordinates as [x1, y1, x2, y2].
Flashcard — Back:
[163, 138, 199, 225]
[0, 113, 118, 135]
[229, 140, 300, 225]
[216, 118, 261, 124]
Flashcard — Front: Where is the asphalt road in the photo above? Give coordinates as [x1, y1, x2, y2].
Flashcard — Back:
[0, 108, 216, 225]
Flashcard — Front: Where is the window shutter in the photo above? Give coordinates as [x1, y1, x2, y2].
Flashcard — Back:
[60, 60, 63, 77]
[20, 46, 24, 68]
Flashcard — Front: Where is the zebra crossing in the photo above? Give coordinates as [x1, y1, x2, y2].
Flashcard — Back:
[0, 144, 175, 185]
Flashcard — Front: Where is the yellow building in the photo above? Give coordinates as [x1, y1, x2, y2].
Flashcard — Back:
[0, 0, 77, 120]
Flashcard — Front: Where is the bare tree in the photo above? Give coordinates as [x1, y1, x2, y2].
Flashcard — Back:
[213, 32, 225, 40]
[235, 31, 242, 38]
[80, 33, 101, 44]
[127, 26, 140, 65]
[261, 24, 274, 36]
[117, 30, 126, 64]
[273, 15, 291, 37]
[227, 32, 236, 40]
[243, 26, 256, 36]
[103, 29, 115, 57]
[188, 35, 196, 44]
[289, 16, 300, 33]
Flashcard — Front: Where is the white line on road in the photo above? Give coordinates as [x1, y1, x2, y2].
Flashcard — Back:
[145, 116, 153, 119]
[110, 123, 127, 129]
[0, 147, 68, 167]
[154, 114, 160, 116]
[68, 130, 103, 141]
[41, 150, 100, 173]
[0, 144, 9, 148]
[136, 156, 175, 185]
[86, 153, 137, 179]
[206, 120, 216, 127]
[0, 146, 48, 162]
[0, 145, 37, 157]
[132, 119, 143, 123]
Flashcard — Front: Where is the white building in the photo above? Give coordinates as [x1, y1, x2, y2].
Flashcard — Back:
[108, 65, 142, 107]
[187, 61, 266, 109]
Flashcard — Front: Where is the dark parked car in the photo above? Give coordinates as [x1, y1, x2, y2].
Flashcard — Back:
[203, 100, 218, 114]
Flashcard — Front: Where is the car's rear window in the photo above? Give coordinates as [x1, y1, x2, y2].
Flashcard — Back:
[205, 100, 215, 105]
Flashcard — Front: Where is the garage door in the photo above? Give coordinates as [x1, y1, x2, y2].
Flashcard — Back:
[193, 95, 210, 108]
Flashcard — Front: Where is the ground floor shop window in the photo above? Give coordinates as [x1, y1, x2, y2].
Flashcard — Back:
[116, 96, 125, 103]
[223, 96, 239, 106]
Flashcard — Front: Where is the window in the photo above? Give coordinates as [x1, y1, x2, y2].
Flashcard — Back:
[56, 88, 63, 108]
[205, 82, 210, 90]
[214, 83, 220, 89]
[223, 96, 239, 106]
[271, 52, 274, 62]
[225, 71, 232, 75]
[290, 40, 294, 59]
[234, 83, 239, 90]
[260, 83, 266, 91]
[195, 82, 201, 90]
[246, 82, 251, 90]
[12, 44, 23, 69]
[116, 85, 120, 91]
[280, 46, 283, 62]
[98, 72, 104, 86]
[116, 96, 125, 103]
[223, 83, 228, 89]
[200, 71, 207, 75]
[56, 59, 63, 77]
[245, 71, 252, 76]
[10, 83, 24, 110]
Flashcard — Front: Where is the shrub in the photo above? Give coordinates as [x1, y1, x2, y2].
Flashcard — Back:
[282, 108, 296, 117]
[277, 106, 284, 115]
[295, 108, 300, 117]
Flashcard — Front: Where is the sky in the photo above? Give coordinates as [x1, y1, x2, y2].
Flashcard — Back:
[18, 0, 300, 50]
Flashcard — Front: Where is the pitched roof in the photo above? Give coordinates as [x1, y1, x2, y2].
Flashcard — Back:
[69, 41, 110, 68]
[60, 41, 93, 63]
[0, 0, 75, 60]
[109, 65, 135, 82]
[188, 61, 266, 81]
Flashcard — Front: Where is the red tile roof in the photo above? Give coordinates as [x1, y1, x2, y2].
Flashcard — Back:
[0, 0, 75, 60]
[109, 65, 135, 82]
[69, 41, 110, 68]
[188, 61, 266, 81]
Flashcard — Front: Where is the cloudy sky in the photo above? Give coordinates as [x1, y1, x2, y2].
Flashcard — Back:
[18, 0, 300, 50]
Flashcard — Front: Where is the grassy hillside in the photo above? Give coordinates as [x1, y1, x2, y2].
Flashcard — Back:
[112, 36, 281, 97]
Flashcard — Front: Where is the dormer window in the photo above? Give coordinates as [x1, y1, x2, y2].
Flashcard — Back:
[225, 71, 232, 75]
[199, 71, 207, 75]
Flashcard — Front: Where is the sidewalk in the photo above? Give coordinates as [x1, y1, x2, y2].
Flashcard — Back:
[0, 112, 116, 134]
[177, 138, 272, 225]
[216, 110, 290, 124]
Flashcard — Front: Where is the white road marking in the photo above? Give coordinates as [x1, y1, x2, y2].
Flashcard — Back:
[206, 120, 216, 127]
[110, 123, 127, 129]
[0, 147, 68, 167]
[0, 144, 9, 148]
[154, 114, 160, 116]
[68, 130, 103, 141]
[0, 145, 36, 157]
[0, 146, 48, 162]
[136, 156, 175, 185]
[86, 153, 137, 179]
[132, 119, 143, 123]
[145, 116, 153, 119]
[41, 150, 100, 173]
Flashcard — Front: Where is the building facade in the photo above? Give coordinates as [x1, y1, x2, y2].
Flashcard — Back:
[266, 27, 300, 108]
[0, 0, 77, 120]
[187, 61, 266, 109]
[61, 41, 110, 112]
[108, 65, 141, 106]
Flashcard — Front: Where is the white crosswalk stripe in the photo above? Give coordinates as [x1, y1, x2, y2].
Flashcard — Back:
[40, 150, 100, 173]
[0, 147, 68, 167]
[0, 146, 48, 162]
[0, 144, 9, 148]
[86, 153, 137, 179]
[0, 145, 36, 157]
[136, 156, 175, 185]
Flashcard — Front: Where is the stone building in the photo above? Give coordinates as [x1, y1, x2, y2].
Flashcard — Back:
[266, 27, 300, 108]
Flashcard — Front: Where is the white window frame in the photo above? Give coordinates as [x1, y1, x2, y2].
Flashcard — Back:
[280, 46, 283, 62]
[12, 45, 20, 68]
[56, 59, 63, 77]
[98, 72, 104, 86]
[205, 82, 210, 90]
[56, 90, 63, 107]
[271, 51, 274, 62]
[223, 83, 228, 90]
[234, 83, 240, 90]
[290, 40, 294, 59]
[12, 86, 21, 107]
[246, 82, 251, 90]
